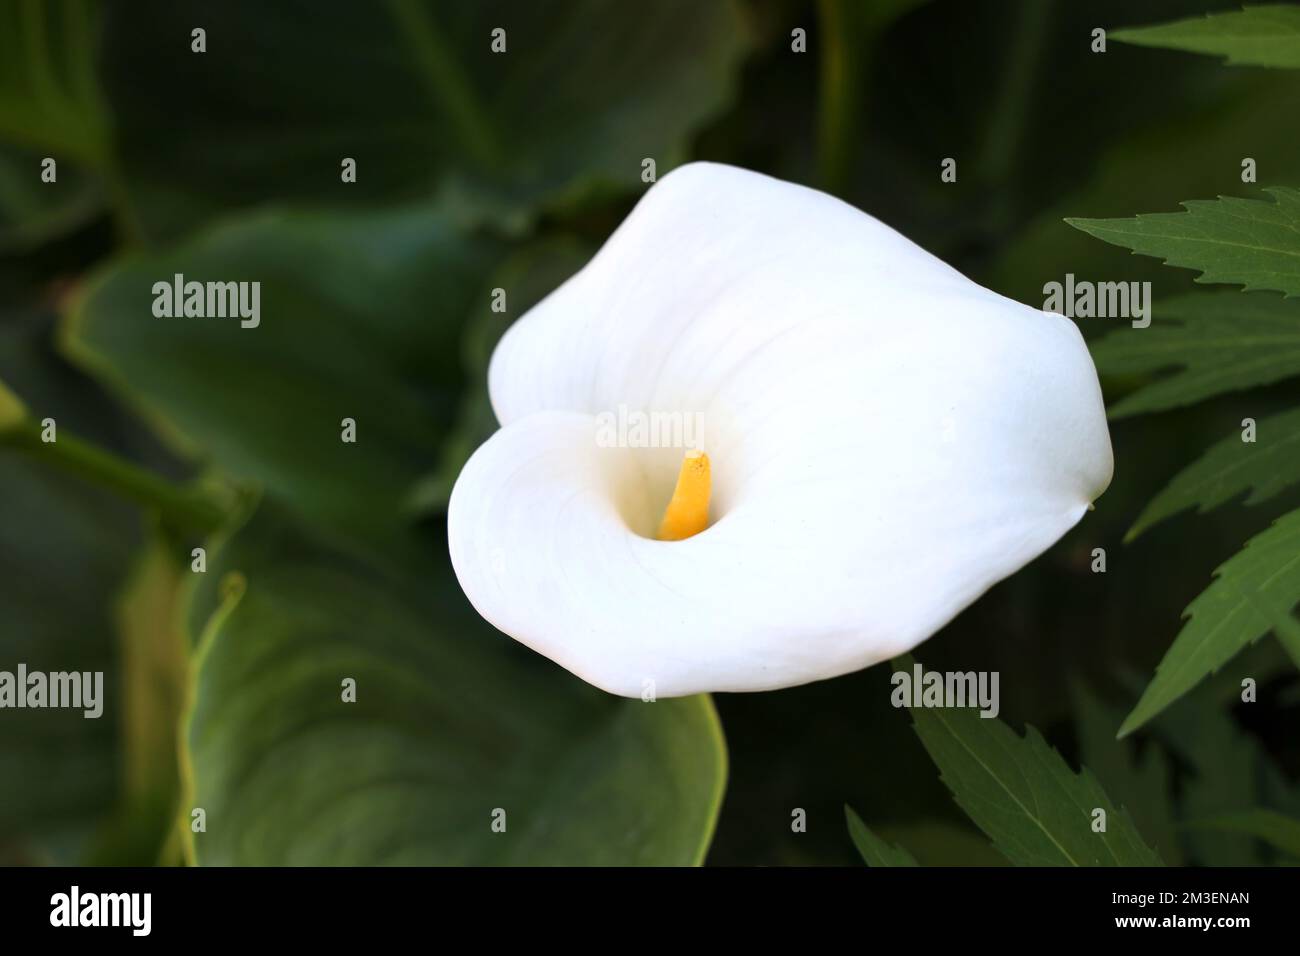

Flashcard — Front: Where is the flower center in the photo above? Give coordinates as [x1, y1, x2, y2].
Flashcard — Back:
[657, 450, 711, 541]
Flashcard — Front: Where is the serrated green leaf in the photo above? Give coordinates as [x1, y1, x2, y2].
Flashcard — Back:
[870, 820, 1010, 866]
[844, 806, 919, 866]
[183, 503, 727, 865]
[1145, 675, 1300, 865]
[1089, 292, 1300, 417]
[1112, 6, 1300, 69]
[1066, 188, 1300, 297]
[1185, 809, 1300, 859]
[1072, 683, 1181, 864]
[895, 657, 1162, 866]
[1121, 508, 1300, 737]
[989, 71, 1300, 305]
[1128, 407, 1300, 540]
[1274, 612, 1300, 670]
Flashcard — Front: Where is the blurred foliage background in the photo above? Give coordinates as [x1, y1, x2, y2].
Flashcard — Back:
[0, 0, 1297, 866]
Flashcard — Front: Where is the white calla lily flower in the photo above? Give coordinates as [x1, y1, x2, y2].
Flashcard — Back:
[447, 162, 1112, 698]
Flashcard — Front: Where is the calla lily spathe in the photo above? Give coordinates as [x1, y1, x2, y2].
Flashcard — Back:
[447, 162, 1112, 698]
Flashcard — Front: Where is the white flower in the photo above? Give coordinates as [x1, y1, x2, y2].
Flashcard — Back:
[447, 162, 1112, 698]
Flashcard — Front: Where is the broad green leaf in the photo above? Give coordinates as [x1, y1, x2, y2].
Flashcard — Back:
[100, 0, 749, 238]
[408, 239, 590, 516]
[0, 453, 123, 863]
[1128, 407, 1300, 540]
[1089, 292, 1300, 418]
[0, 144, 103, 255]
[1121, 508, 1300, 737]
[844, 806, 919, 866]
[183, 503, 727, 865]
[896, 656, 1162, 866]
[1185, 809, 1300, 859]
[1066, 188, 1300, 297]
[0, 0, 108, 164]
[1112, 6, 1300, 69]
[66, 206, 500, 560]
[0, 1, 111, 254]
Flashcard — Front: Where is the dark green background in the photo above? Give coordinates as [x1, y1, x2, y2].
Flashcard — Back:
[1, 0, 1297, 866]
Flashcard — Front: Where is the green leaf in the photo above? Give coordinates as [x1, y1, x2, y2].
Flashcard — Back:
[868, 820, 1010, 866]
[1120, 508, 1300, 737]
[0, 310, 141, 863]
[0, 0, 109, 164]
[1089, 292, 1300, 418]
[844, 806, 919, 866]
[100, 0, 750, 238]
[0, 455, 123, 864]
[66, 206, 500, 559]
[896, 656, 1162, 866]
[0, 144, 103, 255]
[1072, 683, 1181, 865]
[1145, 675, 1300, 865]
[0, 374, 24, 429]
[1128, 407, 1300, 540]
[1112, 6, 1300, 69]
[1066, 188, 1300, 297]
[407, 239, 590, 517]
[989, 71, 1300, 305]
[1274, 612, 1300, 671]
[1185, 809, 1300, 859]
[183, 503, 727, 865]
[0, 1, 111, 251]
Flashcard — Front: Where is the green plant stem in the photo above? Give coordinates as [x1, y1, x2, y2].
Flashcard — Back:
[976, 0, 1049, 180]
[384, 0, 502, 170]
[974, 0, 1051, 236]
[816, 0, 864, 196]
[1, 420, 228, 534]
